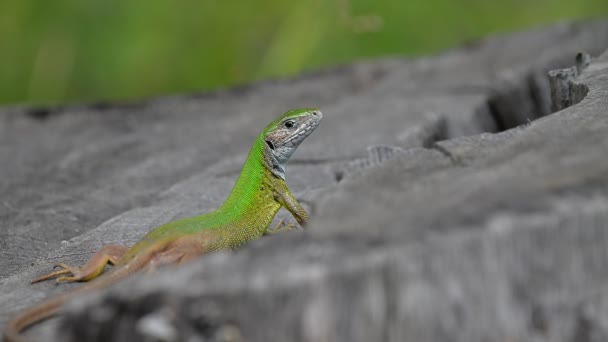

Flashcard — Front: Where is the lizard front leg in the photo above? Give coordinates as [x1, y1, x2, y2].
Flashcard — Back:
[275, 188, 310, 227]
[31, 244, 129, 283]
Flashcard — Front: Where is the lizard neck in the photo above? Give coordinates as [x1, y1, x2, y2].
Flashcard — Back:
[218, 137, 283, 222]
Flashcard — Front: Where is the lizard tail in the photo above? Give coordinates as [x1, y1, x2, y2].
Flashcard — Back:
[3, 252, 153, 342]
[3, 292, 67, 342]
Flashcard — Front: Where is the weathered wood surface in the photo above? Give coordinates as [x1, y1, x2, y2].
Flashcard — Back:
[2, 20, 608, 341]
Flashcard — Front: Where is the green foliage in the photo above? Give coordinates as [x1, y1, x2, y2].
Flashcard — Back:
[0, 0, 606, 105]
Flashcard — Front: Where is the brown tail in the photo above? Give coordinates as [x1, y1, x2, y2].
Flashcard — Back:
[3, 292, 68, 342]
[3, 256, 148, 342]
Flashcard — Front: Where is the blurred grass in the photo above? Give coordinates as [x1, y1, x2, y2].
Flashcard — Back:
[0, 0, 606, 105]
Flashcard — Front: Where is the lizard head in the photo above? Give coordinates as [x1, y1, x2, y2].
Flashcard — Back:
[262, 108, 322, 179]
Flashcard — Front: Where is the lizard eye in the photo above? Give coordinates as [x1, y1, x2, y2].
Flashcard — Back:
[284, 120, 294, 129]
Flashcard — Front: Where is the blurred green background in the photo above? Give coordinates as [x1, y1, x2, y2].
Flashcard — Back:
[1, 0, 607, 105]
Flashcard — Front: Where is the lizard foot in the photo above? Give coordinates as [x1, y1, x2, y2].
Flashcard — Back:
[31, 263, 86, 283]
[31, 244, 129, 284]
[264, 219, 297, 235]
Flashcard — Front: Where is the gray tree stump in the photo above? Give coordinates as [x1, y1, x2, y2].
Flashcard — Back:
[2, 20, 608, 342]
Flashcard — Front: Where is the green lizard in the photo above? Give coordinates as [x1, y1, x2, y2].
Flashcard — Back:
[4, 108, 322, 342]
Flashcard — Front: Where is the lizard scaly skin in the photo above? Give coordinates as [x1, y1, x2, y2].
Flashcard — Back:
[3, 108, 322, 342]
